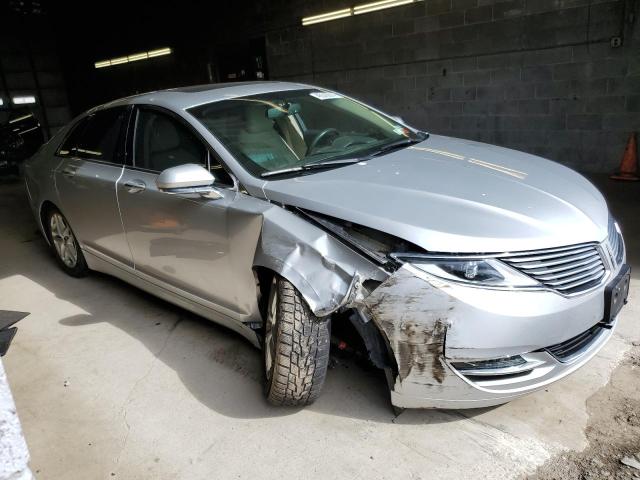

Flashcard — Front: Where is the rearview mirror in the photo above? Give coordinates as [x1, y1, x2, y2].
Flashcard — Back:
[156, 164, 219, 198]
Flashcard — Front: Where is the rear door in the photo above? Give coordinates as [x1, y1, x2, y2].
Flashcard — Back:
[54, 106, 133, 267]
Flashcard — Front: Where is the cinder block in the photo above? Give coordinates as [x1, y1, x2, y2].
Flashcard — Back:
[453, 0, 478, 11]
[439, 12, 465, 28]
[518, 99, 550, 114]
[490, 68, 520, 84]
[567, 114, 602, 130]
[492, 0, 525, 19]
[535, 81, 572, 99]
[476, 85, 505, 100]
[465, 5, 493, 24]
[522, 65, 553, 82]
[427, 0, 453, 15]
[626, 96, 640, 112]
[451, 86, 477, 100]
[585, 96, 626, 114]
[451, 56, 478, 72]
[602, 113, 640, 131]
[505, 83, 535, 99]
[464, 70, 491, 86]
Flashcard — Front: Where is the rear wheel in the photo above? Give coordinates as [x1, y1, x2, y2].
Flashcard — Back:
[264, 276, 330, 406]
[46, 208, 89, 277]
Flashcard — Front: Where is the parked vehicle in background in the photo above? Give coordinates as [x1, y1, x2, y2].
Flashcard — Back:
[24, 82, 629, 410]
[0, 109, 45, 176]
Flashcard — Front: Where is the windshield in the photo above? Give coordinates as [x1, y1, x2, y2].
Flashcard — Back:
[188, 88, 425, 177]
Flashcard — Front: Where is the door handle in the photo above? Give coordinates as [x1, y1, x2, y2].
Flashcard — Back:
[124, 179, 146, 194]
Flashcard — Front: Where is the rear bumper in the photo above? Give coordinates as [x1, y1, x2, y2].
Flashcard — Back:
[361, 259, 627, 409]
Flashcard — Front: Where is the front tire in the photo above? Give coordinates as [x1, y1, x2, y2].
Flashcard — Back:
[264, 276, 330, 406]
[46, 208, 89, 277]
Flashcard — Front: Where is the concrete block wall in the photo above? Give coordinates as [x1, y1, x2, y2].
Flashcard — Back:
[263, 0, 640, 173]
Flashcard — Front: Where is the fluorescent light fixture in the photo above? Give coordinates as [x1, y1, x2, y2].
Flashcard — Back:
[147, 47, 172, 58]
[94, 47, 172, 69]
[126, 52, 148, 62]
[302, 8, 352, 25]
[12, 95, 36, 105]
[109, 56, 129, 66]
[354, 0, 415, 15]
[302, 0, 422, 25]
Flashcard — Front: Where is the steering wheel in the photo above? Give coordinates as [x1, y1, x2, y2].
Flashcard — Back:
[308, 128, 340, 154]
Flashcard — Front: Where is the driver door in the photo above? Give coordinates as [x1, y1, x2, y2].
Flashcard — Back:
[117, 106, 240, 314]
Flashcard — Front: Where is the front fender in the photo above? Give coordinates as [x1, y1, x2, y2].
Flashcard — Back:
[253, 205, 386, 316]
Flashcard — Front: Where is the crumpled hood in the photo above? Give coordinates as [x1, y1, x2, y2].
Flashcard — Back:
[262, 135, 609, 253]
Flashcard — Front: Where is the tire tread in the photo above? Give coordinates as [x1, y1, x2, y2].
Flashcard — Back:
[266, 278, 330, 406]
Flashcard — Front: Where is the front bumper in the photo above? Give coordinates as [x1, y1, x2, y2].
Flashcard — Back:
[361, 261, 628, 409]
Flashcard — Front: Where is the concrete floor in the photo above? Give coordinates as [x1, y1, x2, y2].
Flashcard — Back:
[0, 175, 638, 480]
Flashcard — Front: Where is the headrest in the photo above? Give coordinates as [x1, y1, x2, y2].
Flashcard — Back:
[150, 116, 180, 152]
[243, 104, 273, 134]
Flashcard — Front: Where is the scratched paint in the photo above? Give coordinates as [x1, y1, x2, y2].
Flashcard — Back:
[362, 267, 455, 387]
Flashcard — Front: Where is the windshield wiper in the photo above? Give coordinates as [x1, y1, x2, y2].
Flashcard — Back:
[261, 158, 362, 178]
[368, 137, 423, 158]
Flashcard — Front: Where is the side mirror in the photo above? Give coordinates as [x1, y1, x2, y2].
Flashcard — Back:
[156, 164, 221, 198]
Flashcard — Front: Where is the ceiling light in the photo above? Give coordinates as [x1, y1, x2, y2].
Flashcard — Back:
[94, 47, 172, 69]
[12, 96, 36, 105]
[302, 8, 352, 25]
[126, 52, 148, 62]
[302, 0, 422, 26]
[147, 47, 172, 58]
[354, 0, 416, 15]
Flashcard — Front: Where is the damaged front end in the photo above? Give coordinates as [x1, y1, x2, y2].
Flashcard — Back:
[253, 206, 619, 410]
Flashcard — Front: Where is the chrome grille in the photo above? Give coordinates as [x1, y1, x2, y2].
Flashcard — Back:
[607, 217, 624, 266]
[500, 243, 606, 295]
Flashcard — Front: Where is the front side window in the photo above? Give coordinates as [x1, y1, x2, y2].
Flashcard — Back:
[58, 107, 127, 162]
[133, 108, 207, 172]
[188, 88, 425, 177]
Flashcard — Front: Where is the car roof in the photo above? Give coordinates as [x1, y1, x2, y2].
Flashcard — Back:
[97, 81, 314, 112]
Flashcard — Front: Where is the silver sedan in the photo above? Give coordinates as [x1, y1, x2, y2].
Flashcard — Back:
[24, 82, 630, 410]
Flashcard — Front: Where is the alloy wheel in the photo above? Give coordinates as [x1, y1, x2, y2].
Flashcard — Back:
[264, 283, 278, 379]
[50, 213, 78, 268]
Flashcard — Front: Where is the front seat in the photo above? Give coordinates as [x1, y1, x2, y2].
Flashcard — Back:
[237, 104, 299, 169]
[144, 115, 200, 171]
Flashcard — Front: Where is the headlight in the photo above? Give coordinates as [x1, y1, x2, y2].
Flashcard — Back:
[395, 256, 540, 288]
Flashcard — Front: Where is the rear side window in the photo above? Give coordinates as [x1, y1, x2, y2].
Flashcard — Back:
[58, 107, 127, 163]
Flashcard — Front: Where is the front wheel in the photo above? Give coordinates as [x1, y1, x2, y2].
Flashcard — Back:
[263, 276, 330, 406]
[46, 208, 89, 277]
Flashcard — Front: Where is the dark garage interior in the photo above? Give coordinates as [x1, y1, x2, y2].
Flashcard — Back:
[0, 0, 639, 479]
[2, 0, 639, 170]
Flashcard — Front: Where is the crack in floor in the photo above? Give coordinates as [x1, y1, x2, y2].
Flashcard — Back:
[114, 316, 183, 466]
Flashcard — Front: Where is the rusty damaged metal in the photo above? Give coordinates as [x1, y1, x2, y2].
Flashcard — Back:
[361, 266, 455, 387]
